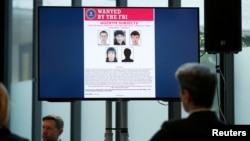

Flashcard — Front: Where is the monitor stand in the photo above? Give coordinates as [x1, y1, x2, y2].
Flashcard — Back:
[104, 100, 129, 141]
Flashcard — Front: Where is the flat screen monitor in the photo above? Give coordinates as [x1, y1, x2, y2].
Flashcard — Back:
[38, 6, 200, 101]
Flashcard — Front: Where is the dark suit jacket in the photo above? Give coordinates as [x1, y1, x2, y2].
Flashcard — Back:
[0, 126, 29, 141]
[150, 111, 226, 140]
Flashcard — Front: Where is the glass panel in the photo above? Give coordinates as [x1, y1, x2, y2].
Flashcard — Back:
[234, 48, 250, 124]
[82, 0, 116, 6]
[43, 0, 71, 6]
[10, 80, 32, 140]
[81, 101, 107, 141]
[9, 0, 33, 140]
[128, 0, 168, 7]
[128, 101, 168, 140]
[234, 0, 250, 124]
[11, 0, 33, 82]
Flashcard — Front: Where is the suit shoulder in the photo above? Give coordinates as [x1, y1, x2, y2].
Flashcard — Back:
[1, 133, 29, 141]
[161, 118, 188, 128]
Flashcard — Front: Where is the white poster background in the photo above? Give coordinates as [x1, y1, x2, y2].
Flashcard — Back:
[84, 8, 155, 98]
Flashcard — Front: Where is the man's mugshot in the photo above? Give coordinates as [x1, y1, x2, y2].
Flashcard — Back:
[99, 30, 109, 45]
[130, 30, 140, 46]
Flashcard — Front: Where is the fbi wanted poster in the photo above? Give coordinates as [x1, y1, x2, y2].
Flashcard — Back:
[83, 8, 155, 98]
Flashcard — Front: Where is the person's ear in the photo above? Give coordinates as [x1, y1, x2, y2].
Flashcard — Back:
[180, 89, 191, 103]
[58, 128, 63, 135]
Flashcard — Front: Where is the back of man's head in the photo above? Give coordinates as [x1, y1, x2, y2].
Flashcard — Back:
[175, 63, 217, 108]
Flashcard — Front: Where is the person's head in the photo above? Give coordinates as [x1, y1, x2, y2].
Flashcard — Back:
[130, 31, 140, 45]
[114, 30, 125, 44]
[175, 63, 217, 112]
[42, 114, 64, 141]
[106, 47, 117, 62]
[99, 30, 108, 44]
[0, 82, 9, 128]
[124, 48, 131, 58]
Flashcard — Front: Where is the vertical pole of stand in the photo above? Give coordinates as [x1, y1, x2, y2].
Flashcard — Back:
[120, 101, 128, 141]
[115, 101, 121, 141]
[105, 101, 113, 141]
[116, 100, 129, 141]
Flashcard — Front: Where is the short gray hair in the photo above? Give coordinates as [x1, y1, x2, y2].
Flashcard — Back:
[175, 62, 217, 107]
[43, 114, 64, 129]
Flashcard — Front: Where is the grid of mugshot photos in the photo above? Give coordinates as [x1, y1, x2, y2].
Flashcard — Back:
[98, 30, 141, 63]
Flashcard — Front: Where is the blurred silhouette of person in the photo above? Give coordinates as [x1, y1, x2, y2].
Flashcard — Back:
[0, 82, 29, 141]
[42, 114, 64, 141]
[150, 63, 226, 140]
[130, 30, 140, 45]
[106, 47, 117, 62]
[98, 30, 109, 45]
[122, 48, 133, 62]
[114, 30, 126, 45]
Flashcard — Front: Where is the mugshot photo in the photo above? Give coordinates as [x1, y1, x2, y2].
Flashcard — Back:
[122, 47, 134, 62]
[130, 30, 141, 46]
[105, 47, 118, 62]
[98, 30, 110, 46]
[114, 30, 126, 45]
